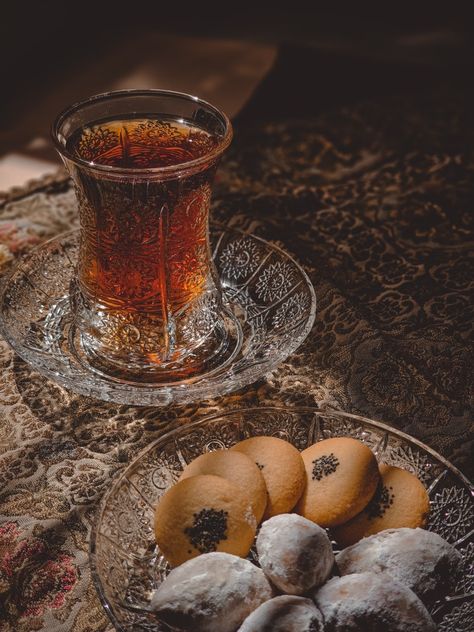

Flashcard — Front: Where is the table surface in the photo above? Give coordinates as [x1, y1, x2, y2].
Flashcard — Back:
[0, 88, 473, 630]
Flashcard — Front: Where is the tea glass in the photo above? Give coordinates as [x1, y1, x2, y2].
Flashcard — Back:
[52, 89, 239, 383]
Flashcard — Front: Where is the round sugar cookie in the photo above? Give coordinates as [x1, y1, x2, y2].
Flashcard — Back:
[296, 437, 379, 527]
[179, 449, 267, 523]
[333, 464, 430, 546]
[231, 436, 305, 518]
[154, 474, 257, 567]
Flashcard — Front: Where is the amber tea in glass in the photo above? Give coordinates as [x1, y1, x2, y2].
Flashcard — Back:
[52, 90, 239, 382]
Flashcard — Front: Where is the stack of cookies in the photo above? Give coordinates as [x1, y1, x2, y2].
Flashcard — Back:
[155, 435, 431, 563]
[151, 434, 460, 631]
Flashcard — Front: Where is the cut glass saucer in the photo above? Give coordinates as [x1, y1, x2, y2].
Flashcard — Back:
[0, 225, 316, 405]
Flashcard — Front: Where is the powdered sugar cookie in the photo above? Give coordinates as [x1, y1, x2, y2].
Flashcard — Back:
[150, 552, 273, 632]
[336, 527, 462, 604]
[256, 513, 334, 594]
[238, 595, 324, 632]
[314, 572, 436, 631]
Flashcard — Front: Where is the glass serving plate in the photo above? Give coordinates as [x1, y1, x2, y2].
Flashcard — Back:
[89, 407, 474, 632]
[0, 225, 315, 406]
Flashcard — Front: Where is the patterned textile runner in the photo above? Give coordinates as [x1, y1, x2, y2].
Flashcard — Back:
[0, 95, 472, 630]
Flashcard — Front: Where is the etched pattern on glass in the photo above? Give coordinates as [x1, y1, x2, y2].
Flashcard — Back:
[219, 237, 263, 280]
[386, 444, 444, 486]
[272, 291, 312, 329]
[455, 543, 474, 596]
[0, 226, 316, 405]
[89, 408, 474, 632]
[256, 261, 295, 302]
[438, 602, 474, 632]
[428, 485, 474, 544]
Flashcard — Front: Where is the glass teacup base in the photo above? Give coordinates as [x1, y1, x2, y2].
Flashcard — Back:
[69, 279, 242, 384]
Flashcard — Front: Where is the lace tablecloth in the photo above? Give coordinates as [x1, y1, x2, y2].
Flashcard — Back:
[0, 94, 473, 630]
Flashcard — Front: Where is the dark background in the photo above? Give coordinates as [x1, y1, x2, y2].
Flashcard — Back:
[1, 3, 473, 124]
[0, 3, 473, 190]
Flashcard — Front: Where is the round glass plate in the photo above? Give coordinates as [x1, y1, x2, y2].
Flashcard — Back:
[0, 225, 315, 406]
[89, 407, 474, 632]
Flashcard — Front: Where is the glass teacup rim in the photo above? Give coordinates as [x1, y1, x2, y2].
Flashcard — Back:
[51, 88, 233, 177]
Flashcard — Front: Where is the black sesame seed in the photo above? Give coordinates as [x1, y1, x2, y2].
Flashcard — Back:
[184, 508, 229, 553]
[308, 617, 321, 631]
[312, 453, 340, 481]
[365, 484, 396, 519]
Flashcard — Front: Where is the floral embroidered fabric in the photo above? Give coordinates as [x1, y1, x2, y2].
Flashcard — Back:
[0, 93, 472, 630]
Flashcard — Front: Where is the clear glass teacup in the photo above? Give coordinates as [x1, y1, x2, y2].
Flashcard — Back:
[52, 89, 240, 383]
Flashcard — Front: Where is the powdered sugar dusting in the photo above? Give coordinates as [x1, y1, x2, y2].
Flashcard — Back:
[238, 595, 324, 631]
[314, 572, 436, 631]
[336, 527, 462, 605]
[150, 552, 273, 632]
[256, 513, 334, 595]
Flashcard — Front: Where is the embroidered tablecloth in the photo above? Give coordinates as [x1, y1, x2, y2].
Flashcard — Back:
[0, 93, 472, 630]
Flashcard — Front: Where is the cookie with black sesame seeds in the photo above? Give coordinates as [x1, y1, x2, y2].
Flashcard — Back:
[154, 474, 257, 567]
[333, 463, 430, 547]
[296, 437, 379, 527]
[179, 449, 268, 523]
[230, 436, 305, 518]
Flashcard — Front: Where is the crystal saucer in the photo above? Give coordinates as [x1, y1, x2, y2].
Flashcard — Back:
[89, 406, 474, 632]
[0, 225, 316, 406]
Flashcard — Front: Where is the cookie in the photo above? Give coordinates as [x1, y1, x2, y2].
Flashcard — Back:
[231, 436, 305, 518]
[154, 474, 257, 567]
[336, 527, 462, 605]
[256, 513, 334, 594]
[296, 437, 380, 527]
[150, 552, 273, 632]
[179, 449, 267, 523]
[314, 572, 436, 632]
[238, 596, 324, 632]
[333, 463, 430, 546]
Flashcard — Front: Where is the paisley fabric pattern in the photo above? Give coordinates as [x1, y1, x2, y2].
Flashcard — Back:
[0, 93, 473, 630]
